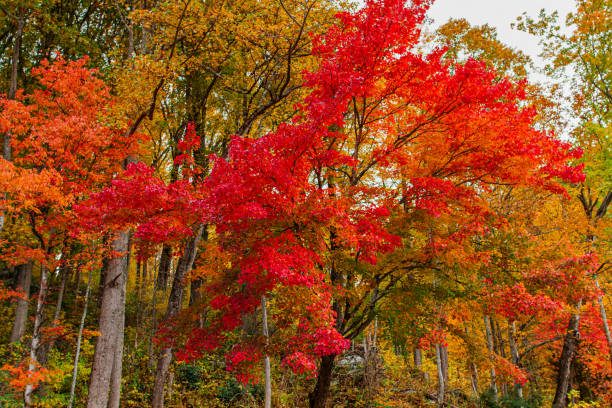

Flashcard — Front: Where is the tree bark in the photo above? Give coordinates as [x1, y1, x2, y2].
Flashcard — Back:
[594, 279, 612, 367]
[508, 321, 523, 400]
[86, 231, 130, 408]
[53, 266, 68, 325]
[435, 343, 446, 405]
[97, 257, 108, 310]
[484, 316, 498, 399]
[152, 225, 203, 408]
[107, 330, 125, 408]
[440, 344, 449, 385]
[156, 243, 172, 289]
[309, 354, 336, 408]
[552, 300, 582, 408]
[495, 320, 508, 395]
[68, 267, 94, 408]
[134, 259, 142, 349]
[36, 265, 70, 398]
[4, 7, 25, 159]
[262, 296, 272, 408]
[10, 262, 32, 342]
[414, 347, 422, 369]
[0, 7, 26, 233]
[107, 251, 128, 408]
[149, 260, 160, 370]
[24, 265, 49, 407]
[464, 325, 479, 395]
[189, 227, 207, 328]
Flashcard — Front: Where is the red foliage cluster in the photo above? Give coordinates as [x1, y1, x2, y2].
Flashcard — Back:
[65, 0, 584, 382]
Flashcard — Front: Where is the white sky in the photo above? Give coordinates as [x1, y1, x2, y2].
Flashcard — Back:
[426, 0, 576, 67]
[426, 0, 579, 134]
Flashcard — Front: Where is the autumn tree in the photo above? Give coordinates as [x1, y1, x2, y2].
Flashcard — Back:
[154, 2, 587, 408]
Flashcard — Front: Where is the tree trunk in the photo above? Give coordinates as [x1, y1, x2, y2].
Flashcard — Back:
[36, 266, 70, 398]
[152, 347, 172, 408]
[464, 325, 479, 395]
[435, 343, 446, 405]
[262, 296, 272, 408]
[156, 244, 172, 289]
[484, 316, 498, 398]
[86, 231, 130, 408]
[189, 225, 207, 328]
[107, 252, 128, 408]
[73, 266, 81, 300]
[152, 225, 203, 408]
[594, 279, 612, 367]
[10, 262, 32, 342]
[470, 361, 479, 395]
[309, 354, 336, 408]
[24, 265, 49, 407]
[440, 344, 449, 385]
[8, 8, 25, 102]
[97, 257, 108, 310]
[495, 320, 508, 395]
[149, 261, 159, 370]
[68, 267, 94, 408]
[107, 331, 124, 408]
[0, 7, 26, 232]
[53, 266, 68, 324]
[508, 321, 523, 401]
[414, 347, 422, 369]
[40, 265, 69, 357]
[134, 259, 142, 349]
[436, 343, 446, 406]
[552, 300, 582, 408]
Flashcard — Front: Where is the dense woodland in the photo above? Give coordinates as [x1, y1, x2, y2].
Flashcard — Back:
[0, 0, 610, 407]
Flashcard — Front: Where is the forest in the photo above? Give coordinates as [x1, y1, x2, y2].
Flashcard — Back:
[0, 0, 610, 407]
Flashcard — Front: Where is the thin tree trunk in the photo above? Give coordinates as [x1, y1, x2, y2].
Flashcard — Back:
[0, 7, 26, 233]
[53, 266, 68, 324]
[107, 251, 128, 408]
[496, 320, 505, 358]
[40, 266, 69, 357]
[36, 266, 70, 399]
[414, 347, 422, 369]
[134, 258, 147, 350]
[308, 354, 336, 408]
[484, 315, 498, 399]
[152, 225, 203, 408]
[97, 258, 108, 310]
[491, 317, 499, 355]
[262, 296, 272, 408]
[149, 260, 159, 370]
[8, 8, 24, 102]
[189, 225, 208, 328]
[495, 320, 508, 395]
[10, 262, 32, 342]
[24, 265, 49, 407]
[464, 325, 479, 395]
[441, 344, 449, 385]
[508, 321, 523, 401]
[73, 266, 81, 300]
[68, 267, 94, 408]
[552, 300, 582, 408]
[135, 259, 141, 307]
[156, 244, 172, 289]
[594, 279, 612, 366]
[470, 362, 479, 395]
[414, 347, 429, 382]
[86, 231, 130, 408]
[435, 343, 445, 405]
[143, 258, 148, 281]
